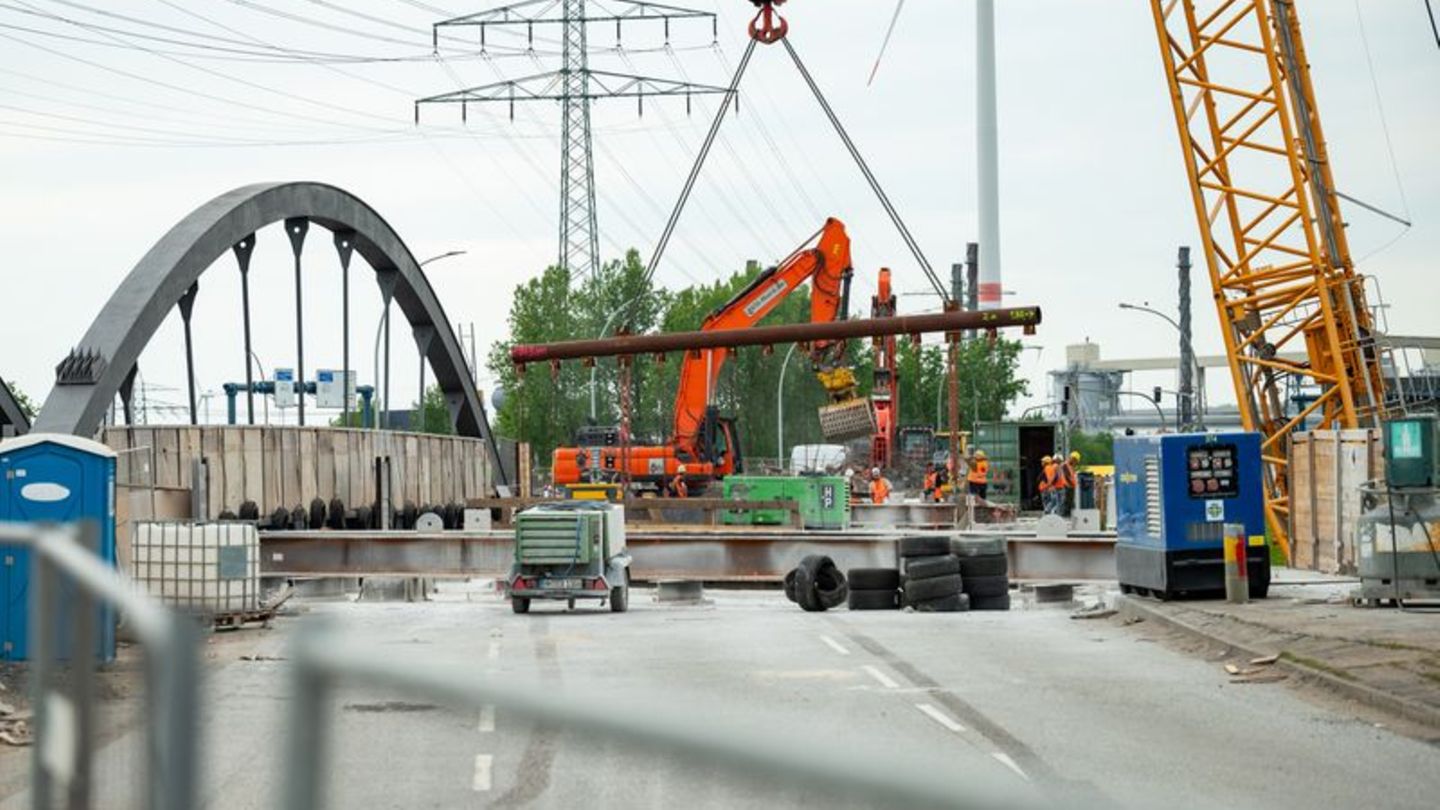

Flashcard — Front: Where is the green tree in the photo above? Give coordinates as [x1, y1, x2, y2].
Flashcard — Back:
[411, 384, 455, 435]
[4, 381, 38, 419]
[1068, 430, 1114, 465]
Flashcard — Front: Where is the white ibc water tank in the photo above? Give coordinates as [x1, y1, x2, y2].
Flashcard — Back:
[131, 522, 260, 616]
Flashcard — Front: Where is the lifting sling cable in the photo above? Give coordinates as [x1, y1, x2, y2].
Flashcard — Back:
[647, 30, 947, 301]
[644, 37, 758, 286]
[781, 38, 947, 299]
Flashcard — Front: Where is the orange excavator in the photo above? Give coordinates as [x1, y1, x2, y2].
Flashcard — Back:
[551, 218, 862, 493]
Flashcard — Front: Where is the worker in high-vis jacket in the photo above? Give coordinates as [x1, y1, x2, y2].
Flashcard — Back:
[966, 449, 990, 501]
[1059, 450, 1081, 516]
[1038, 455, 1057, 514]
[869, 467, 892, 504]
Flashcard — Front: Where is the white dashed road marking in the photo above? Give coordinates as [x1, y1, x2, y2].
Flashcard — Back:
[477, 704, 495, 733]
[915, 703, 966, 733]
[487, 640, 501, 661]
[992, 752, 1030, 781]
[861, 665, 900, 689]
[472, 754, 493, 791]
[819, 635, 850, 655]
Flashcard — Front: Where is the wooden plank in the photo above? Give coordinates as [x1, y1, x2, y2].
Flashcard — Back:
[280, 429, 301, 510]
[241, 428, 264, 508]
[222, 428, 245, 514]
[262, 427, 283, 516]
[333, 430, 351, 509]
[355, 430, 373, 507]
[420, 437, 435, 506]
[317, 429, 337, 506]
[202, 427, 224, 521]
[178, 428, 202, 490]
[153, 428, 180, 488]
[298, 429, 319, 509]
[404, 434, 420, 507]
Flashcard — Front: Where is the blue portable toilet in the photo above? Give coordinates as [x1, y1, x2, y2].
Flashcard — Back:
[0, 433, 118, 661]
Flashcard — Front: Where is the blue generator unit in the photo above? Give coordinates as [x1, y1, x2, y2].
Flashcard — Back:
[1114, 432, 1270, 600]
[0, 433, 118, 661]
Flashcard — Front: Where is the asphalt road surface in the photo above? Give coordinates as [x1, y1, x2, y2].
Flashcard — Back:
[4, 582, 1438, 809]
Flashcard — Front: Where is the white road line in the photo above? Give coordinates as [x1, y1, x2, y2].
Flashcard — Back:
[861, 664, 900, 689]
[819, 635, 850, 655]
[914, 703, 966, 733]
[477, 704, 495, 733]
[992, 752, 1030, 781]
[472, 754, 493, 791]
[487, 640, 501, 661]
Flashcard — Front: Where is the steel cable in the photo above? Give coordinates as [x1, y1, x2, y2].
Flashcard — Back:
[780, 37, 947, 299]
[644, 36, 757, 285]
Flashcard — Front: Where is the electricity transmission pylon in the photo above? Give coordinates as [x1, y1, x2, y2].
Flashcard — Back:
[417, 0, 729, 279]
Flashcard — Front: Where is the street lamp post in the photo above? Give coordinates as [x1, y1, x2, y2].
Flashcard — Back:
[372, 251, 467, 430]
[1118, 301, 1204, 428]
[777, 343, 800, 469]
[1116, 390, 1168, 432]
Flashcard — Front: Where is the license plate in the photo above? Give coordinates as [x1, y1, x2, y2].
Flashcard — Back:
[541, 578, 582, 590]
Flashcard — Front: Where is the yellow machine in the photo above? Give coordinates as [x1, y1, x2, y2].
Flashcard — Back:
[564, 483, 623, 502]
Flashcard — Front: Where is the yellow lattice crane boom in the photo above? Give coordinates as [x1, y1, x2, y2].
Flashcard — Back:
[1148, 0, 1395, 560]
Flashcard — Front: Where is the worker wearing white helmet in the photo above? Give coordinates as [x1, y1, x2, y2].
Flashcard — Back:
[669, 464, 689, 499]
[869, 467, 892, 504]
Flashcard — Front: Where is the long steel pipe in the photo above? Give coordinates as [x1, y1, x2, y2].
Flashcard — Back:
[511, 306, 1041, 365]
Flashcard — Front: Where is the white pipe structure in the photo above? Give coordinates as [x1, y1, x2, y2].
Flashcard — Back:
[976, 0, 1002, 310]
[776, 342, 801, 467]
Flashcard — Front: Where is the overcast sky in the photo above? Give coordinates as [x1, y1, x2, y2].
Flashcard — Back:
[1, 1, 1436, 425]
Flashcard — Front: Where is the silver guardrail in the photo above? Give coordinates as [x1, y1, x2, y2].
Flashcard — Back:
[9, 520, 1055, 810]
[280, 621, 1047, 810]
[6, 522, 198, 810]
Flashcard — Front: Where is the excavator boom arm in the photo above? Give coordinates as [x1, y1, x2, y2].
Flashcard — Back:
[671, 218, 853, 453]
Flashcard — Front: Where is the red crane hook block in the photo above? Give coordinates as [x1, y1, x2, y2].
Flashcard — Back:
[748, 0, 789, 44]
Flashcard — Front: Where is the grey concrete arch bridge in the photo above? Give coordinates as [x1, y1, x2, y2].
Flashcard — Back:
[31, 181, 506, 487]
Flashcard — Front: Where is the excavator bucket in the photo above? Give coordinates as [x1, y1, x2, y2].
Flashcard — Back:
[818, 398, 876, 442]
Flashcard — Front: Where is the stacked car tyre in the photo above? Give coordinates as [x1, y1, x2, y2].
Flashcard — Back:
[898, 536, 968, 612]
[784, 555, 849, 612]
[846, 568, 901, 610]
[952, 537, 1011, 611]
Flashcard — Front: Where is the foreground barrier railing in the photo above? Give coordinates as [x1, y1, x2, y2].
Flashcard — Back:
[9, 521, 1061, 810]
[13, 521, 199, 810]
[280, 621, 1048, 810]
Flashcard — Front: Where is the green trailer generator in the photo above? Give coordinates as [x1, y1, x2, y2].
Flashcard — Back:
[721, 475, 849, 530]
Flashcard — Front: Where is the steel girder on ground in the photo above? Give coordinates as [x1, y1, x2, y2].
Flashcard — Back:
[32, 183, 502, 479]
[258, 529, 1116, 582]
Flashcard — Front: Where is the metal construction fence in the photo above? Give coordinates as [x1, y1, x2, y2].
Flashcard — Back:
[7, 520, 1054, 810]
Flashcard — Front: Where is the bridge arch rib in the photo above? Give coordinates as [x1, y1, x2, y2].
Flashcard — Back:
[33, 181, 505, 484]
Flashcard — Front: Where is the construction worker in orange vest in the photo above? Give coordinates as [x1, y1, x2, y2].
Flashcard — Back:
[669, 464, 689, 498]
[922, 464, 938, 500]
[1039, 455, 1061, 514]
[1058, 450, 1081, 516]
[966, 449, 990, 501]
[869, 467, 892, 504]
[932, 462, 950, 502]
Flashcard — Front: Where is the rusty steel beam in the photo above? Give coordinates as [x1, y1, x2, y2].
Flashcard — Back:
[510, 306, 1041, 365]
[258, 527, 1115, 581]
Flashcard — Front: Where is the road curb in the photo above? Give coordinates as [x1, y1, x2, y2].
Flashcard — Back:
[1117, 596, 1440, 733]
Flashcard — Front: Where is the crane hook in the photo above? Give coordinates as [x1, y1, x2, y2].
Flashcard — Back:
[748, 0, 789, 44]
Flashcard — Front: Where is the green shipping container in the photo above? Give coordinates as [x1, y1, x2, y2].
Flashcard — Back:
[972, 421, 1060, 511]
[721, 475, 850, 529]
